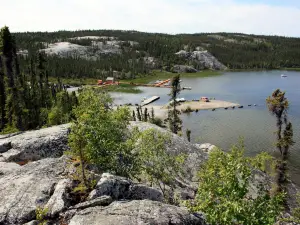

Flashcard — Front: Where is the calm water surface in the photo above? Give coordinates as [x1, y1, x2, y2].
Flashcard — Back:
[111, 71, 300, 184]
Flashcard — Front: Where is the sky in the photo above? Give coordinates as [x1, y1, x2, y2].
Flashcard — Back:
[1, 0, 300, 37]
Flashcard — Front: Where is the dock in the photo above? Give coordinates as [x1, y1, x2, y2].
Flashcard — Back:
[141, 96, 160, 106]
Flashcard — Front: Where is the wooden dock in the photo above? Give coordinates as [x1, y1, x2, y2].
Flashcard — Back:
[141, 96, 160, 106]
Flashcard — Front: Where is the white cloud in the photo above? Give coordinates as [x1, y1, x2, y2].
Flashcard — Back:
[0, 0, 300, 37]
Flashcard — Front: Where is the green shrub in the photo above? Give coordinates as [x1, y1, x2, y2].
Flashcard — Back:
[186, 142, 284, 225]
[133, 128, 186, 200]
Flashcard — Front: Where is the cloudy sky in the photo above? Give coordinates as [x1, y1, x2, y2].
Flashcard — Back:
[1, 0, 300, 36]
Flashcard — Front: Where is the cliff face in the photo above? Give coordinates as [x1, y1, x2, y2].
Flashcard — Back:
[0, 123, 209, 225]
[175, 50, 227, 70]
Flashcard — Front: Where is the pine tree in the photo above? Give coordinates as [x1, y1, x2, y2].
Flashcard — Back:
[168, 74, 182, 134]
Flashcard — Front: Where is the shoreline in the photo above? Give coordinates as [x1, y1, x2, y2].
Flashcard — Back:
[125, 100, 240, 120]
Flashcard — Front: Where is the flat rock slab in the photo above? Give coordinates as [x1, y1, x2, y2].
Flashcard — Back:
[0, 156, 68, 224]
[69, 200, 206, 225]
[0, 124, 70, 162]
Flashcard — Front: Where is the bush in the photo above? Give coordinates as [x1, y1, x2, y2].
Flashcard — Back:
[133, 128, 186, 200]
[68, 88, 138, 178]
[185, 142, 284, 225]
[150, 117, 165, 127]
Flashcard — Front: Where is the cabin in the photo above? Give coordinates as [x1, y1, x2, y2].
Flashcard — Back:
[200, 97, 210, 102]
[106, 77, 115, 84]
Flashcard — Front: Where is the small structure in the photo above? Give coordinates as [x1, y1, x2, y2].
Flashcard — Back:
[200, 97, 210, 102]
[106, 77, 115, 84]
[141, 96, 160, 106]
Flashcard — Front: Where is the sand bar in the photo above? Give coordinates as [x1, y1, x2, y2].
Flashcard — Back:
[175, 100, 239, 110]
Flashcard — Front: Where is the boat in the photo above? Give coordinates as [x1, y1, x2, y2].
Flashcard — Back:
[182, 87, 192, 90]
[281, 74, 287, 77]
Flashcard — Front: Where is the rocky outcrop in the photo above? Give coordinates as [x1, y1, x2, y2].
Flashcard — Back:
[0, 156, 68, 224]
[68, 200, 206, 225]
[175, 50, 227, 70]
[88, 173, 164, 202]
[130, 122, 208, 182]
[172, 65, 198, 73]
[0, 124, 70, 163]
[45, 178, 73, 217]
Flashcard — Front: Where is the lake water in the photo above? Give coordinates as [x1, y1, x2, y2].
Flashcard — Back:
[111, 70, 300, 184]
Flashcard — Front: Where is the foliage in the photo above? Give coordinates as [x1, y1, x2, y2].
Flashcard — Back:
[133, 128, 186, 200]
[100, 83, 143, 94]
[14, 30, 300, 76]
[168, 74, 182, 134]
[266, 89, 294, 194]
[150, 117, 165, 128]
[186, 129, 191, 142]
[0, 26, 78, 133]
[36, 206, 49, 225]
[68, 88, 138, 178]
[186, 142, 284, 225]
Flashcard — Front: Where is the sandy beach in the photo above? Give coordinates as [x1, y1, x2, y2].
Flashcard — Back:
[176, 100, 239, 111]
[123, 100, 239, 120]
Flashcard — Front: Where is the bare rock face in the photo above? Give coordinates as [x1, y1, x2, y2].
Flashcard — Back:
[88, 173, 164, 202]
[172, 65, 198, 73]
[68, 200, 206, 225]
[45, 178, 73, 217]
[0, 124, 70, 163]
[0, 156, 68, 224]
[175, 50, 227, 70]
[70, 196, 113, 210]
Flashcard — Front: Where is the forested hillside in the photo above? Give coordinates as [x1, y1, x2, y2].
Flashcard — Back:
[13, 29, 300, 80]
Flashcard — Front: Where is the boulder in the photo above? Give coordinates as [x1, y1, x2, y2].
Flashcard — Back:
[88, 173, 132, 200]
[195, 143, 217, 154]
[0, 124, 70, 163]
[172, 65, 198, 73]
[0, 156, 68, 224]
[68, 200, 206, 225]
[45, 178, 73, 217]
[70, 196, 113, 210]
[127, 184, 164, 202]
[88, 173, 163, 202]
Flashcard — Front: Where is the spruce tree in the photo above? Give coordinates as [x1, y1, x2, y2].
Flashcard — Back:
[168, 74, 182, 134]
[0, 44, 6, 130]
[144, 107, 148, 122]
[0, 26, 23, 130]
[266, 89, 294, 195]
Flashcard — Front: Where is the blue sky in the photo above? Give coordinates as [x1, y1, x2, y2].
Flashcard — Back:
[1, 0, 300, 37]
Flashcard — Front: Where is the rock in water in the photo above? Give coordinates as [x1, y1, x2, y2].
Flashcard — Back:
[68, 200, 206, 225]
[0, 124, 70, 163]
[0, 156, 68, 224]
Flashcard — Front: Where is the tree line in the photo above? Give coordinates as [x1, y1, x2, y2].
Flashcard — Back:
[12, 29, 300, 80]
[0, 26, 78, 133]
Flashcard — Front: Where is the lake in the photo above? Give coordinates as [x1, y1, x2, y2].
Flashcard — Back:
[111, 70, 300, 184]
